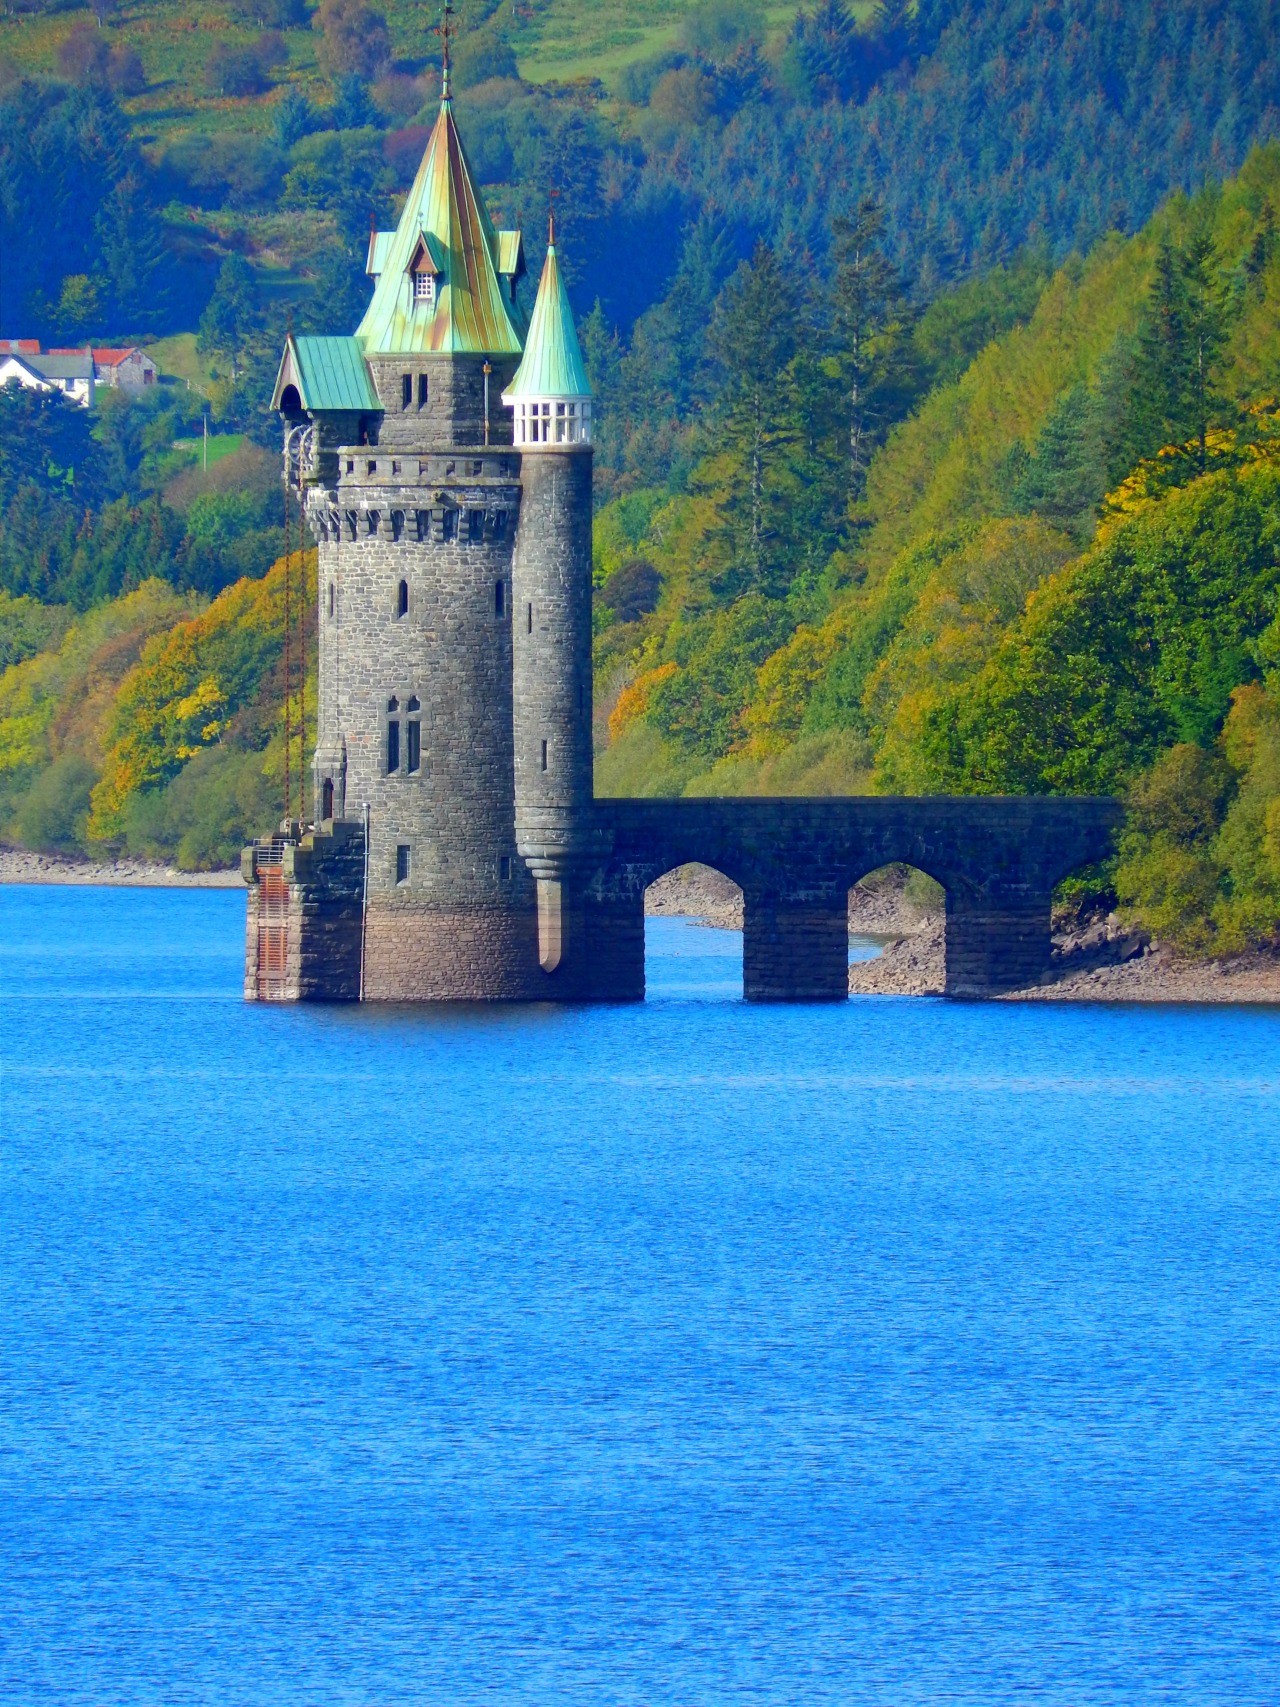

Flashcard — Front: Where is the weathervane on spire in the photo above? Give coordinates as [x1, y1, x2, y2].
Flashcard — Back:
[437, 2, 455, 99]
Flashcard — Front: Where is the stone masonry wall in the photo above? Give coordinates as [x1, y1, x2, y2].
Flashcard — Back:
[509, 447, 596, 874]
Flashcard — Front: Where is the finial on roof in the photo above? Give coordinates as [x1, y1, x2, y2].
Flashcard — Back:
[438, 1, 455, 100]
[548, 210, 556, 247]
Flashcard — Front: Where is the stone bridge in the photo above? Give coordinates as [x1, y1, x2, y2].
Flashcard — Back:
[581, 795, 1123, 1001]
[245, 794, 1123, 1004]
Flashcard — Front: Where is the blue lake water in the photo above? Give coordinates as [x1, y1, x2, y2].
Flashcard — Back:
[2, 884, 1280, 1704]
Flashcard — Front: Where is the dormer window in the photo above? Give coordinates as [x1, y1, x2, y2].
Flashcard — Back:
[413, 271, 435, 304]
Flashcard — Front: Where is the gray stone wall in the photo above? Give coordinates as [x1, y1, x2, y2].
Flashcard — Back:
[509, 447, 596, 876]
[306, 449, 529, 926]
[364, 354, 519, 449]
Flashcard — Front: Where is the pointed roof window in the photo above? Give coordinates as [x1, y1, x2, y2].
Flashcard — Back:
[355, 99, 524, 357]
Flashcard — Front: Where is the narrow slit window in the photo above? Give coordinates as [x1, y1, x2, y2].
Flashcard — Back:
[321, 777, 334, 818]
[500, 855, 511, 880]
[327, 582, 334, 618]
[401, 374, 412, 409]
[396, 844, 411, 883]
[540, 739, 548, 772]
[397, 579, 409, 617]
[407, 697, 421, 773]
[494, 580, 505, 618]
[417, 373, 429, 408]
[387, 719, 400, 773]
[526, 602, 533, 634]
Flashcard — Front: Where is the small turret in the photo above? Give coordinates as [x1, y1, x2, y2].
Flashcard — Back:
[505, 226, 598, 972]
[502, 222, 592, 449]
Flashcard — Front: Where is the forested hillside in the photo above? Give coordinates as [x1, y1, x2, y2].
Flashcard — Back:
[3, 0, 1280, 951]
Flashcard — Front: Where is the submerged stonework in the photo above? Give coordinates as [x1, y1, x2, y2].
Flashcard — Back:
[244, 96, 1122, 1005]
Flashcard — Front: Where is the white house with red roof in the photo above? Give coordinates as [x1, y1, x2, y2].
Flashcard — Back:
[0, 341, 157, 405]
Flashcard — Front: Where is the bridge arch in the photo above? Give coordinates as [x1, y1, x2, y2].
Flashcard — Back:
[848, 863, 947, 997]
[642, 862, 743, 1001]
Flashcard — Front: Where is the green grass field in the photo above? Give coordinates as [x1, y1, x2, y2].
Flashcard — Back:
[515, 0, 821, 85]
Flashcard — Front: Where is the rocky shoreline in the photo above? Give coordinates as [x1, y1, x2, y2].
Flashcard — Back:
[7, 850, 1280, 1000]
[647, 861, 1280, 1003]
[0, 847, 242, 888]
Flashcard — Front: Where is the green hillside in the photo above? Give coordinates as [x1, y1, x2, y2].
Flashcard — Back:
[4, 2, 1280, 954]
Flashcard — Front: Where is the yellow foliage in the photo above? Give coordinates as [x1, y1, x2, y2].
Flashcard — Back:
[740, 623, 844, 754]
[607, 661, 678, 744]
[88, 552, 314, 841]
[0, 582, 196, 778]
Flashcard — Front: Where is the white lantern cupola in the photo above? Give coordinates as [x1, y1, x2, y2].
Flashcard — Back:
[502, 218, 592, 448]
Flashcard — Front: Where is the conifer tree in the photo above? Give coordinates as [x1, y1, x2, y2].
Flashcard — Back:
[830, 197, 914, 504]
[1181, 230, 1231, 469]
[705, 243, 798, 597]
[198, 256, 262, 380]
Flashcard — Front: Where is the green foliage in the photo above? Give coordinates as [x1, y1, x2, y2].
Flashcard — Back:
[0, 79, 176, 339]
[648, 593, 792, 757]
[903, 460, 1280, 795]
[600, 558, 661, 623]
[0, 592, 72, 672]
[9, 750, 96, 852]
[119, 743, 280, 869]
[198, 256, 263, 381]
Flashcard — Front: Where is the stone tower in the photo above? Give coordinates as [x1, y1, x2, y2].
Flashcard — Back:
[244, 91, 599, 1001]
[503, 226, 599, 974]
[239, 93, 1126, 1006]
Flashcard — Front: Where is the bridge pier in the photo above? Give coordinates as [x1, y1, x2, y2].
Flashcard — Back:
[743, 891, 850, 1003]
[944, 888, 1053, 996]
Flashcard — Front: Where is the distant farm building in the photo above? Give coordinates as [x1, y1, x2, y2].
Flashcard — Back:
[0, 341, 157, 406]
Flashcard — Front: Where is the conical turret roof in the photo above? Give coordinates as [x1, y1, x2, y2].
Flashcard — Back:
[355, 99, 524, 356]
[502, 239, 591, 400]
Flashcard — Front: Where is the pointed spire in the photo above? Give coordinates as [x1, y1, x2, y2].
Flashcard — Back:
[354, 98, 523, 356]
[502, 231, 592, 445]
[502, 233, 591, 402]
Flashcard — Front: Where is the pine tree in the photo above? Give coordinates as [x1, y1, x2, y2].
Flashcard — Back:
[198, 256, 262, 380]
[705, 243, 799, 597]
[830, 197, 914, 504]
[1180, 230, 1231, 469]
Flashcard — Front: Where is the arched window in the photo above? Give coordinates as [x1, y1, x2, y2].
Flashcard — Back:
[396, 579, 409, 618]
[386, 698, 400, 773]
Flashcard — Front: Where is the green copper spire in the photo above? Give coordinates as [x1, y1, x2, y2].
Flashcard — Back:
[355, 98, 524, 357]
[502, 228, 591, 401]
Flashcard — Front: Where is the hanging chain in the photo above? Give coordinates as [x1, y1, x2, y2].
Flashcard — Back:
[283, 464, 292, 826]
[297, 470, 306, 828]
